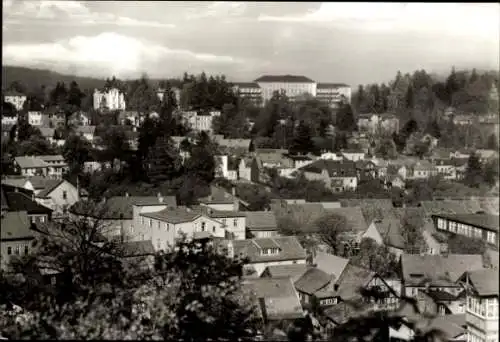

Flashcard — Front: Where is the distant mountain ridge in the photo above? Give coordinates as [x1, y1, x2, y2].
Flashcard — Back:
[2, 65, 107, 92]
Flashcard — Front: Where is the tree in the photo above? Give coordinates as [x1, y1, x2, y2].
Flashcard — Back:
[314, 213, 349, 255]
[350, 238, 399, 278]
[289, 121, 315, 155]
[128, 75, 161, 116]
[405, 86, 414, 109]
[376, 138, 397, 160]
[445, 67, 461, 105]
[464, 153, 484, 188]
[146, 135, 182, 186]
[401, 212, 426, 254]
[235, 183, 271, 211]
[101, 125, 130, 163]
[62, 134, 92, 175]
[185, 133, 217, 184]
[448, 234, 486, 255]
[483, 158, 499, 187]
[425, 119, 441, 139]
[336, 102, 356, 132]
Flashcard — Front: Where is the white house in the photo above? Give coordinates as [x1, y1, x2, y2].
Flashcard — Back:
[136, 207, 226, 251]
[35, 179, 79, 216]
[1, 115, 18, 126]
[223, 236, 307, 276]
[341, 149, 365, 162]
[93, 88, 126, 111]
[4, 91, 27, 111]
[28, 111, 43, 126]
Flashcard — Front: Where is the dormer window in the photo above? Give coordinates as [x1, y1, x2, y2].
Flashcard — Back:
[261, 248, 280, 256]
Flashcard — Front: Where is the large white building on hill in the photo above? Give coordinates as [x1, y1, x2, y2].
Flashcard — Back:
[93, 87, 126, 111]
[232, 75, 351, 108]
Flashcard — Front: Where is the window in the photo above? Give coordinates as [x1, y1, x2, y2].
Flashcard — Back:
[212, 226, 216, 232]
[7, 247, 12, 255]
[62, 191, 67, 200]
[157, 239, 161, 250]
[165, 223, 169, 231]
[437, 218, 445, 230]
[149, 219, 152, 227]
[157, 221, 160, 229]
[222, 218, 226, 225]
[141, 217, 144, 225]
[487, 231, 497, 244]
[474, 228, 482, 239]
[24, 245, 29, 255]
[15, 246, 20, 255]
[449, 221, 457, 233]
[487, 298, 498, 317]
[233, 219, 238, 227]
[201, 222, 206, 231]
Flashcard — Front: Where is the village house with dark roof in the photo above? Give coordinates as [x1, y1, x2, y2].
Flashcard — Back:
[0, 211, 37, 269]
[298, 159, 358, 192]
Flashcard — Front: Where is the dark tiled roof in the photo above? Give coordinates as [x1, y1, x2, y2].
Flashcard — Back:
[231, 236, 306, 263]
[1, 211, 32, 240]
[339, 199, 394, 224]
[254, 75, 314, 83]
[324, 298, 376, 325]
[299, 159, 357, 177]
[29, 176, 61, 190]
[426, 289, 459, 302]
[263, 264, 308, 283]
[401, 254, 484, 286]
[335, 263, 375, 300]
[4, 192, 53, 215]
[198, 185, 237, 205]
[294, 267, 334, 295]
[242, 277, 304, 321]
[432, 214, 499, 232]
[245, 211, 278, 231]
[317, 83, 349, 88]
[466, 269, 499, 296]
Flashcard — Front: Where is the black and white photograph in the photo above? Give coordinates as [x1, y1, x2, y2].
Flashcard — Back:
[1, 1, 499, 341]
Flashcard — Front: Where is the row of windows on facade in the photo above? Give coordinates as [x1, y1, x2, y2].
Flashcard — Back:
[468, 296, 499, 318]
[141, 217, 238, 229]
[468, 332, 498, 342]
[437, 218, 497, 244]
[6, 243, 31, 256]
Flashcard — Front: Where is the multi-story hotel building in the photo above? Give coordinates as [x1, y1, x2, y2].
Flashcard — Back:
[232, 75, 351, 108]
[93, 87, 126, 111]
[459, 269, 498, 342]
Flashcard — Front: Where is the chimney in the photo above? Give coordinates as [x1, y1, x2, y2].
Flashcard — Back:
[157, 192, 164, 203]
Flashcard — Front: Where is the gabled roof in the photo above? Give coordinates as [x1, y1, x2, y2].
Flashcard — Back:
[415, 314, 466, 341]
[299, 159, 357, 177]
[242, 277, 304, 321]
[294, 267, 334, 295]
[401, 254, 484, 286]
[254, 75, 314, 83]
[28, 176, 60, 190]
[230, 236, 306, 263]
[1, 211, 32, 240]
[464, 269, 499, 296]
[432, 213, 499, 232]
[313, 252, 350, 278]
[4, 192, 53, 215]
[35, 179, 65, 198]
[141, 206, 201, 224]
[327, 207, 368, 233]
[198, 185, 237, 205]
[189, 205, 246, 218]
[375, 218, 405, 250]
[232, 82, 260, 88]
[14, 156, 49, 169]
[339, 199, 394, 224]
[245, 211, 278, 231]
[37, 155, 65, 163]
[1, 177, 30, 189]
[425, 289, 459, 302]
[263, 264, 308, 283]
[335, 263, 375, 300]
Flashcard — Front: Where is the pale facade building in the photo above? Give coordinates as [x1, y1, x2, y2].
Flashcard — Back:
[93, 88, 126, 111]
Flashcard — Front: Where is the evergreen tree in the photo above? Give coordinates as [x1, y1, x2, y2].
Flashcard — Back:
[186, 133, 217, 184]
[336, 102, 356, 132]
[445, 67, 460, 105]
[405, 85, 414, 109]
[425, 119, 441, 139]
[289, 121, 315, 155]
[464, 153, 484, 188]
[146, 135, 182, 186]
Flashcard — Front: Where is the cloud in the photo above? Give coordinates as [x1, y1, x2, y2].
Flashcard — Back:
[3, 32, 243, 78]
[185, 2, 247, 20]
[259, 3, 499, 40]
[3, 0, 175, 28]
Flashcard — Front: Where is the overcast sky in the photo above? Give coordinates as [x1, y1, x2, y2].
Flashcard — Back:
[3, 1, 499, 86]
